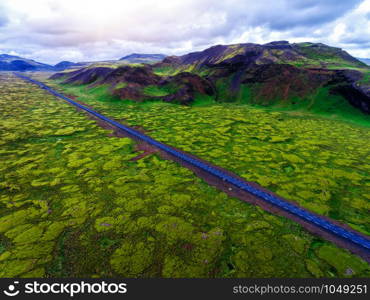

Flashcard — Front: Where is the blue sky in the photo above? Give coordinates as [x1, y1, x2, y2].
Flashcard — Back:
[0, 0, 369, 64]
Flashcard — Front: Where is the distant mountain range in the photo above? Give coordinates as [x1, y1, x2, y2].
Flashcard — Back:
[3, 42, 370, 115]
[119, 53, 166, 64]
[54, 61, 86, 70]
[0, 53, 167, 71]
[0, 54, 54, 71]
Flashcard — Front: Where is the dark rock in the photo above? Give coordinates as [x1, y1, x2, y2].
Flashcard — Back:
[165, 72, 214, 95]
[112, 86, 144, 101]
[331, 84, 370, 114]
[61, 67, 113, 85]
[101, 65, 161, 86]
[161, 72, 215, 105]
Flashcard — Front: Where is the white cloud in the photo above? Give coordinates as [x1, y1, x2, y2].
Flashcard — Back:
[0, 0, 368, 64]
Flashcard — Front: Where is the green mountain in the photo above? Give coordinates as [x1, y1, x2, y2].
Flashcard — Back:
[157, 41, 366, 72]
[50, 41, 370, 116]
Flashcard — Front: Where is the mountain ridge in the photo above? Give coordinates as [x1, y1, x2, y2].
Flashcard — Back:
[119, 53, 166, 64]
[0, 54, 54, 71]
[157, 41, 367, 73]
[0, 53, 167, 71]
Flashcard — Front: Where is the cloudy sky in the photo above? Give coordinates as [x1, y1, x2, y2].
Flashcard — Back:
[0, 0, 370, 64]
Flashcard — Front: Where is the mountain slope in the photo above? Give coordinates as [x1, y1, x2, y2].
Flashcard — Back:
[50, 41, 370, 115]
[157, 41, 366, 73]
[50, 64, 213, 105]
[0, 54, 54, 71]
[154, 41, 370, 113]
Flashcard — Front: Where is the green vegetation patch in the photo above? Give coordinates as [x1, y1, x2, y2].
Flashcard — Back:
[143, 85, 170, 97]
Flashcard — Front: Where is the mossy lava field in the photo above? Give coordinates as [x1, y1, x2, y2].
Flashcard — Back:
[0, 73, 369, 278]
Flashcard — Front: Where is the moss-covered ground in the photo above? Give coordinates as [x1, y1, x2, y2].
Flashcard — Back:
[1, 73, 369, 278]
[47, 78, 370, 236]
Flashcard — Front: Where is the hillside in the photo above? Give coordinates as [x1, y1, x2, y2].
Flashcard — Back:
[50, 64, 213, 105]
[50, 41, 370, 116]
[156, 41, 366, 72]
[0, 54, 54, 71]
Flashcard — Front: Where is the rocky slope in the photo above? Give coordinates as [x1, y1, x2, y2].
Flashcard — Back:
[159, 41, 365, 71]
[50, 64, 214, 105]
[155, 41, 370, 113]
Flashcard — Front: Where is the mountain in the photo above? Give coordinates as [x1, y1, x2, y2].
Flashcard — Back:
[50, 64, 213, 105]
[159, 41, 366, 71]
[0, 53, 166, 72]
[54, 61, 86, 71]
[357, 58, 370, 65]
[53, 54, 167, 71]
[155, 41, 370, 113]
[50, 41, 370, 114]
[0, 54, 54, 71]
[119, 53, 166, 64]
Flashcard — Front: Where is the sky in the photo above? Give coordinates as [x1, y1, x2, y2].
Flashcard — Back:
[0, 0, 370, 64]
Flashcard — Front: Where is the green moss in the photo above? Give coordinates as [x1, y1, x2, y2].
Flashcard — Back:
[282, 234, 307, 254]
[232, 250, 250, 274]
[0, 209, 39, 233]
[155, 216, 194, 244]
[94, 217, 119, 232]
[114, 82, 127, 89]
[21, 267, 45, 278]
[1, 73, 369, 278]
[305, 259, 324, 277]
[142, 85, 170, 97]
[245, 221, 272, 232]
[0, 259, 36, 277]
[236, 84, 253, 104]
[11, 242, 54, 259]
[316, 245, 369, 276]
[162, 255, 208, 278]
[41, 222, 66, 241]
[192, 93, 215, 106]
[110, 242, 154, 276]
[152, 66, 178, 76]
[7, 225, 44, 244]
